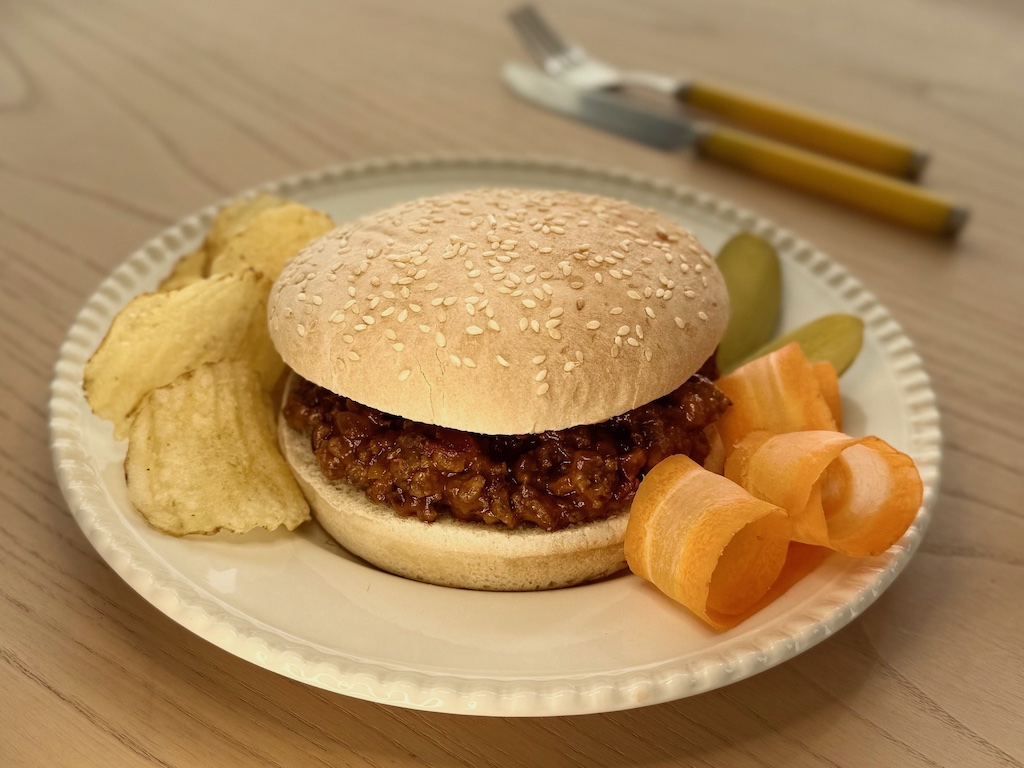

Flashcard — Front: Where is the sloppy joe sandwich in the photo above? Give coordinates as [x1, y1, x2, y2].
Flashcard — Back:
[268, 188, 730, 590]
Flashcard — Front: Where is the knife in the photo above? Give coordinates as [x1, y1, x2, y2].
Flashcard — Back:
[503, 62, 968, 238]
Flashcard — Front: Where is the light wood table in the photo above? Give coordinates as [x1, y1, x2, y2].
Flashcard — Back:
[3, 1, 1022, 765]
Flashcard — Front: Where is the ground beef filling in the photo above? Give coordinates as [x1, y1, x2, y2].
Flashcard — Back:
[284, 364, 730, 531]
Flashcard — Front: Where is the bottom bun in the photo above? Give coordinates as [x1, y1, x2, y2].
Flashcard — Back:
[278, 414, 628, 591]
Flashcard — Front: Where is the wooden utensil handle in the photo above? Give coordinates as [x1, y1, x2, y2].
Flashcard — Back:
[682, 81, 928, 180]
[696, 126, 966, 237]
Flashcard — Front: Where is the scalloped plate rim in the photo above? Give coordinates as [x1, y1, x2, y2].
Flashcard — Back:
[48, 153, 940, 717]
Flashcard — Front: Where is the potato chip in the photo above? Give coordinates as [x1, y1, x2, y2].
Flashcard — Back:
[125, 360, 310, 535]
[84, 270, 284, 438]
[204, 193, 287, 262]
[207, 202, 335, 281]
[157, 247, 208, 292]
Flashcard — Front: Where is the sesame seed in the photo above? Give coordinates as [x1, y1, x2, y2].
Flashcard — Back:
[548, 328, 562, 340]
[296, 324, 306, 336]
[450, 355, 462, 367]
[586, 320, 601, 330]
[443, 296, 458, 307]
[531, 287, 545, 300]
[488, 319, 500, 331]
[398, 309, 409, 323]
[645, 307, 656, 319]
[519, 317, 529, 332]
[644, 349, 653, 361]
[523, 299, 538, 309]
[419, 324, 430, 333]
[610, 307, 623, 315]
[535, 369, 548, 382]
[545, 318, 561, 328]
[466, 325, 484, 335]
[298, 293, 306, 302]
[354, 323, 367, 331]
[684, 289, 697, 298]
[392, 342, 404, 352]
[348, 286, 356, 297]
[348, 351, 360, 361]
[627, 290, 641, 301]
[532, 354, 546, 365]
[424, 282, 439, 291]
[617, 325, 630, 336]
[570, 281, 584, 290]
[497, 355, 510, 367]
[626, 337, 640, 347]
[563, 362, 575, 372]
[530, 320, 541, 333]
[594, 273, 604, 284]
[636, 325, 644, 339]
[435, 332, 447, 347]
[399, 369, 411, 381]
[611, 345, 620, 358]
[698, 311, 708, 321]
[329, 311, 343, 324]
[312, 295, 323, 306]
[549, 307, 564, 318]
[343, 334, 355, 343]
[536, 382, 550, 395]
[381, 307, 396, 317]
[674, 316, 686, 329]
[464, 357, 476, 368]
[362, 315, 375, 325]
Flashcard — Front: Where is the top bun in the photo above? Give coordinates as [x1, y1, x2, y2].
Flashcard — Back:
[268, 189, 728, 435]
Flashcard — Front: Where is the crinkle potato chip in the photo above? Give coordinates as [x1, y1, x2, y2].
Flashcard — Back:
[157, 247, 208, 292]
[207, 202, 335, 281]
[126, 360, 310, 536]
[204, 193, 287, 263]
[84, 270, 284, 438]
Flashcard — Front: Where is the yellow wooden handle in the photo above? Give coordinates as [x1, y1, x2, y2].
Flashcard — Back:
[683, 81, 928, 180]
[696, 126, 967, 237]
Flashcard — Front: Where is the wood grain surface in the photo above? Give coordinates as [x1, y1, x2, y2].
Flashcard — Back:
[3, 0, 1023, 765]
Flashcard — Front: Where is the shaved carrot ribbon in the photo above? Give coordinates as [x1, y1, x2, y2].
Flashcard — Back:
[625, 342, 923, 630]
[712, 341, 838, 454]
[725, 430, 923, 557]
[625, 455, 792, 630]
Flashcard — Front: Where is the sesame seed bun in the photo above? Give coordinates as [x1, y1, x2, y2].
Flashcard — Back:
[268, 188, 729, 591]
[268, 188, 728, 435]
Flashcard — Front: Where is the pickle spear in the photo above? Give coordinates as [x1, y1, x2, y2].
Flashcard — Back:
[715, 233, 782, 374]
[727, 313, 865, 375]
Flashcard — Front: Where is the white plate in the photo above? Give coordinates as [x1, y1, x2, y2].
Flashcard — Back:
[49, 155, 941, 717]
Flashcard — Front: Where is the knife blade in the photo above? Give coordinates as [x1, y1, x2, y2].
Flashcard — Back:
[501, 62, 968, 238]
[503, 62, 701, 150]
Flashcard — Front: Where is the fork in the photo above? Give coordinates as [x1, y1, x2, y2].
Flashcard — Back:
[508, 5, 929, 180]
